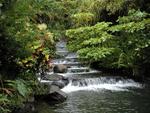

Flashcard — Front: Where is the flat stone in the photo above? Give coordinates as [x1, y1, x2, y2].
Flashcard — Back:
[44, 73, 64, 81]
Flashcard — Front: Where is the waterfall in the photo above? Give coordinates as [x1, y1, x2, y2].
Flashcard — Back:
[62, 77, 142, 93]
[51, 39, 143, 93]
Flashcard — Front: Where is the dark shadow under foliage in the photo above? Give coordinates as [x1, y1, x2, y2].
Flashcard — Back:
[0, 30, 22, 79]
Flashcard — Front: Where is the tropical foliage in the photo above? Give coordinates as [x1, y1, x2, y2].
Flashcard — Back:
[0, 0, 55, 112]
[66, 6, 150, 76]
[0, 0, 150, 112]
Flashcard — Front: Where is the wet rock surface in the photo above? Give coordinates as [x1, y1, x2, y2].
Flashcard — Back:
[53, 64, 68, 73]
[42, 73, 69, 88]
[35, 85, 67, 105]
[43, 73, 64, 81]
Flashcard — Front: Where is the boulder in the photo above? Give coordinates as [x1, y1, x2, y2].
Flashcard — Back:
[53, 64, 67, 73]
[35, 85, 67, 105]
[45, 90, 67, 105]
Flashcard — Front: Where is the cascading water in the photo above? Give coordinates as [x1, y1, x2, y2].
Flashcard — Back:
[62, 77, 142, 93]
[52, 40, 142, 93]
[33, 39, 150, 113]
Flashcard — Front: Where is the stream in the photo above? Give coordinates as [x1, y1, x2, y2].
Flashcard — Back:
[34, 40, 150, 113]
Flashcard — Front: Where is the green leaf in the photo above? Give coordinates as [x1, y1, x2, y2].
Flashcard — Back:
[16, 80, 27, 97]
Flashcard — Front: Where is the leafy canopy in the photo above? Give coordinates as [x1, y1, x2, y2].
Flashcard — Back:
[66, 10, 150, 71]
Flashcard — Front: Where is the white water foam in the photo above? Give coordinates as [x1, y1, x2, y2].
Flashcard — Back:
[37, 77, 53, 84]
[62, 78, 143, 93]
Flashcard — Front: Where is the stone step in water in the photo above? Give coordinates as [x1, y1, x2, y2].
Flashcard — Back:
[52, 59, 68, 64]
[61, 70, 102, 77]
[68, 67, 90, 73]
[65, 53, 78, 59]
[56, 47, 68, 52]
[46, 69, 101, 78]
[51, 39, 101, 77]
[65, 54, 87, 63]
[53, 58, 86, 64]
[53, 62, 83, 67]
[56, 51, 69, 56]
[52, 59, 85, 67]
[56, 41, 67, 48]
